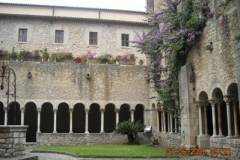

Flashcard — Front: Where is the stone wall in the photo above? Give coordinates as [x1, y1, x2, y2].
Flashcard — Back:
[36, 133, 150, 145]
[0, 16, 149, 63]
[0, 125, 28, 158]
[151, 133, 181, 148]
[0, 62, 150, 109]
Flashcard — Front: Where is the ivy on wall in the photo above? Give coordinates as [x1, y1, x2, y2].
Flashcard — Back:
[134, 0, 213, 118]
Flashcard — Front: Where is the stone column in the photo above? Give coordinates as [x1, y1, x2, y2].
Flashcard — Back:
[161, 111, 164, 132]
[174, 116, 177, 133]
[4, 107, 8, 126]
[115, 109, 120, 125]
[209, 101, 217, 137]
[169, 113, 173, 134]
[225, 98, 232, 138]
[37, 108, 41, 133]
[20, 108, 25, 126]
[163, 110, 166, 133]
[217, 102, 223, 137]
[203, 105, 208, 136]
[233, 100, 240, 137]
[156, 110, 159, 132]
[100, 109, 105, 133]
[168, 112, 170, 132]
[130, 109, 135, 122]
[69, 108, 73, 133]
[85, 108, 89, 133]
[198, 105, 203, 136]
[53, 108, 57, 133]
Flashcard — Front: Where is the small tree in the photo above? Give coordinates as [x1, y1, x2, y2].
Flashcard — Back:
[114, 120, 145, 144]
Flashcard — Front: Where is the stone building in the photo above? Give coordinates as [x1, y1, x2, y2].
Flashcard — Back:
[0, 2, 163, 151]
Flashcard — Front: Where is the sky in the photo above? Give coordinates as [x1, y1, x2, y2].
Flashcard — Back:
[0, 0, 146, 12]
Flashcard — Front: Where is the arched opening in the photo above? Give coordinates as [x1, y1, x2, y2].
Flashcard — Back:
[134, 104, 144, 123]
[73, 103, 85, 133]
[207, 103, 213, 136]
[24, 102, 37, 142]
[57, 103, 70, 133]
[8, 102, 20, 125]
[104, 104, 116, 133]
[165, 112, 168, 132]
[41, 103, 54, 133]
[0, 102, 4, 125]
[220, 101, 228, 136]
[89, 103, 100, 133]
[119, 104, 130, 123]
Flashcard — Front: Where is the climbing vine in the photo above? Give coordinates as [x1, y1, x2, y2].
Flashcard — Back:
[134, 0, 213, 117]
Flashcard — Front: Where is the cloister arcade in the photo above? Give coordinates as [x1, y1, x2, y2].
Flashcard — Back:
[0, 101, 144, 142]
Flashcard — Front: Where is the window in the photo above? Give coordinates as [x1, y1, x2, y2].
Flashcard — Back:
[121, 34, 129, 46]
[18, 29, 27, 42]
[89, 32, 98, 45]
[55, 30, 64, 43]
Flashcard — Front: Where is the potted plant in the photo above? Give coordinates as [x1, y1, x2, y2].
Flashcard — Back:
[40, 48, 49, 62]
[0, 49, 10, 61]
[74, 55, 84, 63]
[55, 52, 73, 62]
[19, 49, 41, 61]
[97, 53, 113, 64]
[84, 50, 99, 64]
[116, 53, 135, 65]
[10, 47, 18, 61]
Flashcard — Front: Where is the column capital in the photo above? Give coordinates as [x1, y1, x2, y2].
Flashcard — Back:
[209, 100, 221, 106]
[20, 107, 25, 112]
[37, 108, 41, 112]
[69, 108, 74, 112]
[53, 108, 58, 112]
[196, 101, 208, 107]
[100, 109, 105, 112]
[85, 108, 89, 113]
[115, 108, 120, 113]
[3, 107, 8, 112]
[130, 109, 135, 112]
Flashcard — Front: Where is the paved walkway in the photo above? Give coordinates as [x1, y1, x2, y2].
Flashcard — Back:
[4, 147, 222, 160]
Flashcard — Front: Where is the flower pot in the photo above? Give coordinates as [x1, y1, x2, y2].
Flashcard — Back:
[0, 55, 10, 61]
[74, 59, 82, 63]
[42, 57, 49, 62]
[87, 58, 101, 64]
[119, 59, 135, 65]
[10, 56, 17, 61]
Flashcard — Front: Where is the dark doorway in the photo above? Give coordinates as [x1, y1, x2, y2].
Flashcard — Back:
[73, 103, 85, 133]
[207, 103, 213, 136]
[104, 104, 115, 133]
[134, 104, 144, 123]
[24, 102, 37, 142]
[8, 102, 21, 125]
[89, 104, 100, 133]
[41, 103, 54, 133]
[0, 102, 4, 125]
[119, 104, 130, 123]
[57, 103, 70, 133]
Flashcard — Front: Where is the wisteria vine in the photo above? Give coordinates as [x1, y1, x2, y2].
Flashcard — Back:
[134, 0, 213, 117]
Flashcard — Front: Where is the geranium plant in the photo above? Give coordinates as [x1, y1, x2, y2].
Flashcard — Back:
[74, 55, 84, 63]
[84, 50, 96, 58]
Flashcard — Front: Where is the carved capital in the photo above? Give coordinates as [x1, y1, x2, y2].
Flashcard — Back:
[85, 108, 89, 113]
[100, 109, 105, 112]
[196, 101, 208, 107]
[37, 108, 41, 112]
[20, 108, 25, 112]
[53, 108, 58, 112]
[69, 108, 74, 113]
[115, 108, 120, 113]
[130, 109, 135, 112]
[209, 100, 221, 106]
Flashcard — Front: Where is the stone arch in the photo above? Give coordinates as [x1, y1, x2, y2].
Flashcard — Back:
[24, 102, 37, 142]
[0, 101, 4, 125]
[89, 103, 101, 133]
[41, 102, 54, 133]
[73, 103, 85, 133]
[211, 87, 223, 100]
[198, 91, 208, 102]
[8, 101, 21, 125]
[226, 83, 238, 97]
[119, 104, 130, 123]
[57, 103, 70, 133]
[104, 103, 116, 133]
[134, 104, 144, 123]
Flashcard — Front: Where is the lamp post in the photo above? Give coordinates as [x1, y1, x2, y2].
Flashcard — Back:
[0, 61, 17, 125]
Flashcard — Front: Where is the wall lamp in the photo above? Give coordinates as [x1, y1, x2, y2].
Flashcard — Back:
[27, 72, 32, 78]
[205, 42, 213, 51]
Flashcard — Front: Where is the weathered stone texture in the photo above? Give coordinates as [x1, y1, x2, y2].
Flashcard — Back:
[151, 133, 181, 148]
[0, 16, 149, 63]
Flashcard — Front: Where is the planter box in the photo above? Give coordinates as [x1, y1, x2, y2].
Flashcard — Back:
[22, 57, 41, 61]
[119, 59, 135, 65]
[87, 58, 101, 64]
[56, 58, 73, 63]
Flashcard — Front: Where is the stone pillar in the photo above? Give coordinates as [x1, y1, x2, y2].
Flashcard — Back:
[198, 105, 203, 136]
[203, 105, 208, 136]
[37, 108, 41, 133]
[69, 108, 73, 133]
[169, 113, 173, 134]
[100, 109, 105, 133]
[217, 102, 223, 137]
[85, 108, 89, 133]
[115, 109, 120, 125]
[156, 110, 159, 132]
[3, 107, 8, 126]
[161, 111, 164, 132]
[210, 101, 217, 137]
[20, 108, 25, 126]
[163, 110, 166, 133]
[130, 109, 135, 122]
[174, 116, 177, 133]
[168, 112, 170, 132]
[233, 100, 240, 137]
[225, 98, 232, 138]
[53, 108, 57, 133]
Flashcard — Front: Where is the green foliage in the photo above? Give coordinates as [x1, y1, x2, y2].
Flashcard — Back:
[50, 52, 73, 61]
[19, 50, 30, 58]
[10, 47, 18, 58]
[0, 49, 9, 56]
[40, 48, 49, 58]
[114, 120, 145, 144]
[235, 32, 240, 41]
[97, 53, 113, 62]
